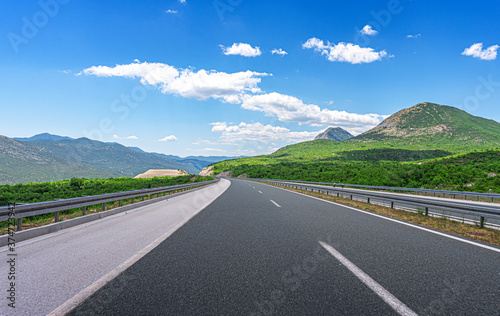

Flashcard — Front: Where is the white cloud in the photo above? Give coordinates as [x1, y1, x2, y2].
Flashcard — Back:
[210, 122, 319, 144]
[178, 0, 186, 3]
[80, 60, 268, 104]
[271, 48, 288, 56]
[462, 43, 499, 61]
[158, 135, 178, 142]
[327, 100, 334, 105]
[113, 135, 138, 140]
[360, 25, 378, 36]
[220, 43, 262, 57]
[241, 92, 383, 133]
[165, 9, 178, 14]
[80, 60, 384, 134]
[406, 34, 421, 39]
[302, 37, 391, 64]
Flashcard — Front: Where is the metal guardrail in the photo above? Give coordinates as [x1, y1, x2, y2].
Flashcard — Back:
[0, 180, 219, 231]
[245, 178, 500, 229]
[249, 178, 500, 202]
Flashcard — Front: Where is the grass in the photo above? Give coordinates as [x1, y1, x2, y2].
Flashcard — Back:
[261, 182, 500, 247]
[214, 150, 500, 193]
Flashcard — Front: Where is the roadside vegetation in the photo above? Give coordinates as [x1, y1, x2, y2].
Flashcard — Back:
[0, 175, 212, 206]
[0, 175, 214, 234]
[214, 103, 500, 193]
[215, 150, 500, 193]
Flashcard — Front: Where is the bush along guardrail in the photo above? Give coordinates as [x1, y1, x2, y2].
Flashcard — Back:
[0, 179, 219, 231]
[244, 178, 500, 229]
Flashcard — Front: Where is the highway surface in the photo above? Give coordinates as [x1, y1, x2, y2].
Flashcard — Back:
[0, 179, 230, 316]
[3, 179, 500, 315]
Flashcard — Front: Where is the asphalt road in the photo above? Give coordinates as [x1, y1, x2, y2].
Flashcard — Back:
[66, 179, 500, 315]
[0, 179, 230, 316]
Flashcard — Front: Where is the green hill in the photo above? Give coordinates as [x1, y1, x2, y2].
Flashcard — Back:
[354, 102, 500, 148]
[213, 102, 500, 192]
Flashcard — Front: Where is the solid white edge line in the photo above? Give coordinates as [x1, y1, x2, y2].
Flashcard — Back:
[270, 199, 281, 208]
[48, 180, 230, 315]
[264, 182, 500, 253]
[319, 241, 417, 316]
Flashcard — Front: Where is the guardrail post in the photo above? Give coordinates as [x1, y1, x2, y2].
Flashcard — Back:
[367, 197, 370, 204]
[390, 201, 394, 209]
[425, 207, 429, 216]
[480, 217, 485, 228]
[17, 218, 22, 231]
[350, 195, 353, 200]
[119, 200, 122, 207]
[83, 205, 86, 215]
[142, 196, 145, 201]
[102, 203, 106, 211]
[131, 197, 134, 204]
[55, 211, 60, 222]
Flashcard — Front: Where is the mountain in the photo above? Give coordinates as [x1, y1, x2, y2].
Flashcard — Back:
[0, 136, 117, 185]
[128, 147, 244, 169]
[0, 136, 201, 184]
[150, 153, 212, 172]
[185, 155, 247, 163]
[0, 133, 247, 184]
[128, 146, 146, 153]
[314, 127, 353, 141]
[212, 102, 500, 178]
[13, 133, 73, 142]
[354, 102, 500, 148]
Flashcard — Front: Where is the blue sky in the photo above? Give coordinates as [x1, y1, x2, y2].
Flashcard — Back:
[1, 0, 499, 156]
